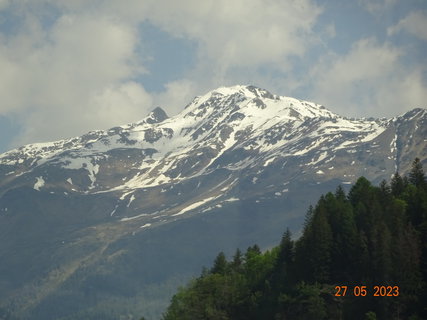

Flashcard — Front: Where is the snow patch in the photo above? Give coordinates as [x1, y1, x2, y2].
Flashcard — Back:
[120, 191, 134, 200]
[121, 213, 150, 221]
[34, 176, 45, 191]
[110, 204, 119, 216]
[263, 156, 276, 167]
[127, 194, 136, 208]
[224, 197, 239, 202]
[312, 152, 328, 165]
[87, 163, 99, 189]
[172, 196, 218, 216]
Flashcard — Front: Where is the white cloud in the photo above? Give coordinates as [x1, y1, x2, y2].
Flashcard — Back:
[309, 38, 427, 117]
[324, 24, 336, 39]
[87, 82, 153, 124]
[90, 0, 323, 92]
[358, 0, 397, 14]
[154, 79, 199, 115]
[12, 82, 153, 147]
[147, 0, 322, 78]
[388, 11, 427, 41]
[376, 70, 427, 111]
[0, 0, 9, 10]
[0, 10, 152, 147]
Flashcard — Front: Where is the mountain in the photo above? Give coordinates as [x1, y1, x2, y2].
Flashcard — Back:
[0, 85, 426, 319]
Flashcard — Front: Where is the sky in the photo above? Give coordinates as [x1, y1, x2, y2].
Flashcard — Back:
[0, 0, 426, 153]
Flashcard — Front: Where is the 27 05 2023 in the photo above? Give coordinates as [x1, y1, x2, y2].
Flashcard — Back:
[334, 285, 399, 297]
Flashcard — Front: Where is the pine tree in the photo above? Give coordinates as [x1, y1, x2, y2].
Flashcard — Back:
[371, 221, 392, 284]
[335, 185, 346, 201]
[231, 248, 243, 271]
[379, 180, 392, 206]
[278, 228, 293, 267]
[404, 183, 426, 227]
[409, 158, 426, 189]
[391, 172, 404, 197]
[349, 177, 373, 207]
[326, 192, 358, 282]
[211, 252, 228, 275]
[303, 205, 314, 233]
[275, 228, 294, 290]
[308, 202, 333, 283]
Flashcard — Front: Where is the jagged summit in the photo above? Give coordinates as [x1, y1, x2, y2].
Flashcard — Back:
[145, 106, 169, 124]
[400, 107, 426, 119]
[206, 84, 277, 100]
[181, 85, 337, 129]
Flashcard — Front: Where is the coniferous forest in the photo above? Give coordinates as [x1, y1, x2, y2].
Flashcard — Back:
[158, 158, 427, 320]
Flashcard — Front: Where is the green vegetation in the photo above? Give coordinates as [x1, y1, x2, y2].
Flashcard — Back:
[161, 158, 427, 320]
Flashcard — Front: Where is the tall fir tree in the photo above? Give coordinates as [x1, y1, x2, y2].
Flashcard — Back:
[308, 200, 333, 283]
[391, 172, 405, 197]
[211, 252, 228, 275]
[409, 158, 426, 189]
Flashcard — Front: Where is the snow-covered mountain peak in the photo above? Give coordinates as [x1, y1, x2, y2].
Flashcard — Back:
[0, 86, 380, 170]
[180, 85, 337, 125]
[1, 85, 426, 198]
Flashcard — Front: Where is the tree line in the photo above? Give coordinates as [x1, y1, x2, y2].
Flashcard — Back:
[157, 158, 427, 320]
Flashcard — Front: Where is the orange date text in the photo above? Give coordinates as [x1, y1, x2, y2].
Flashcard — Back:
[334, 285, 399, 297]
